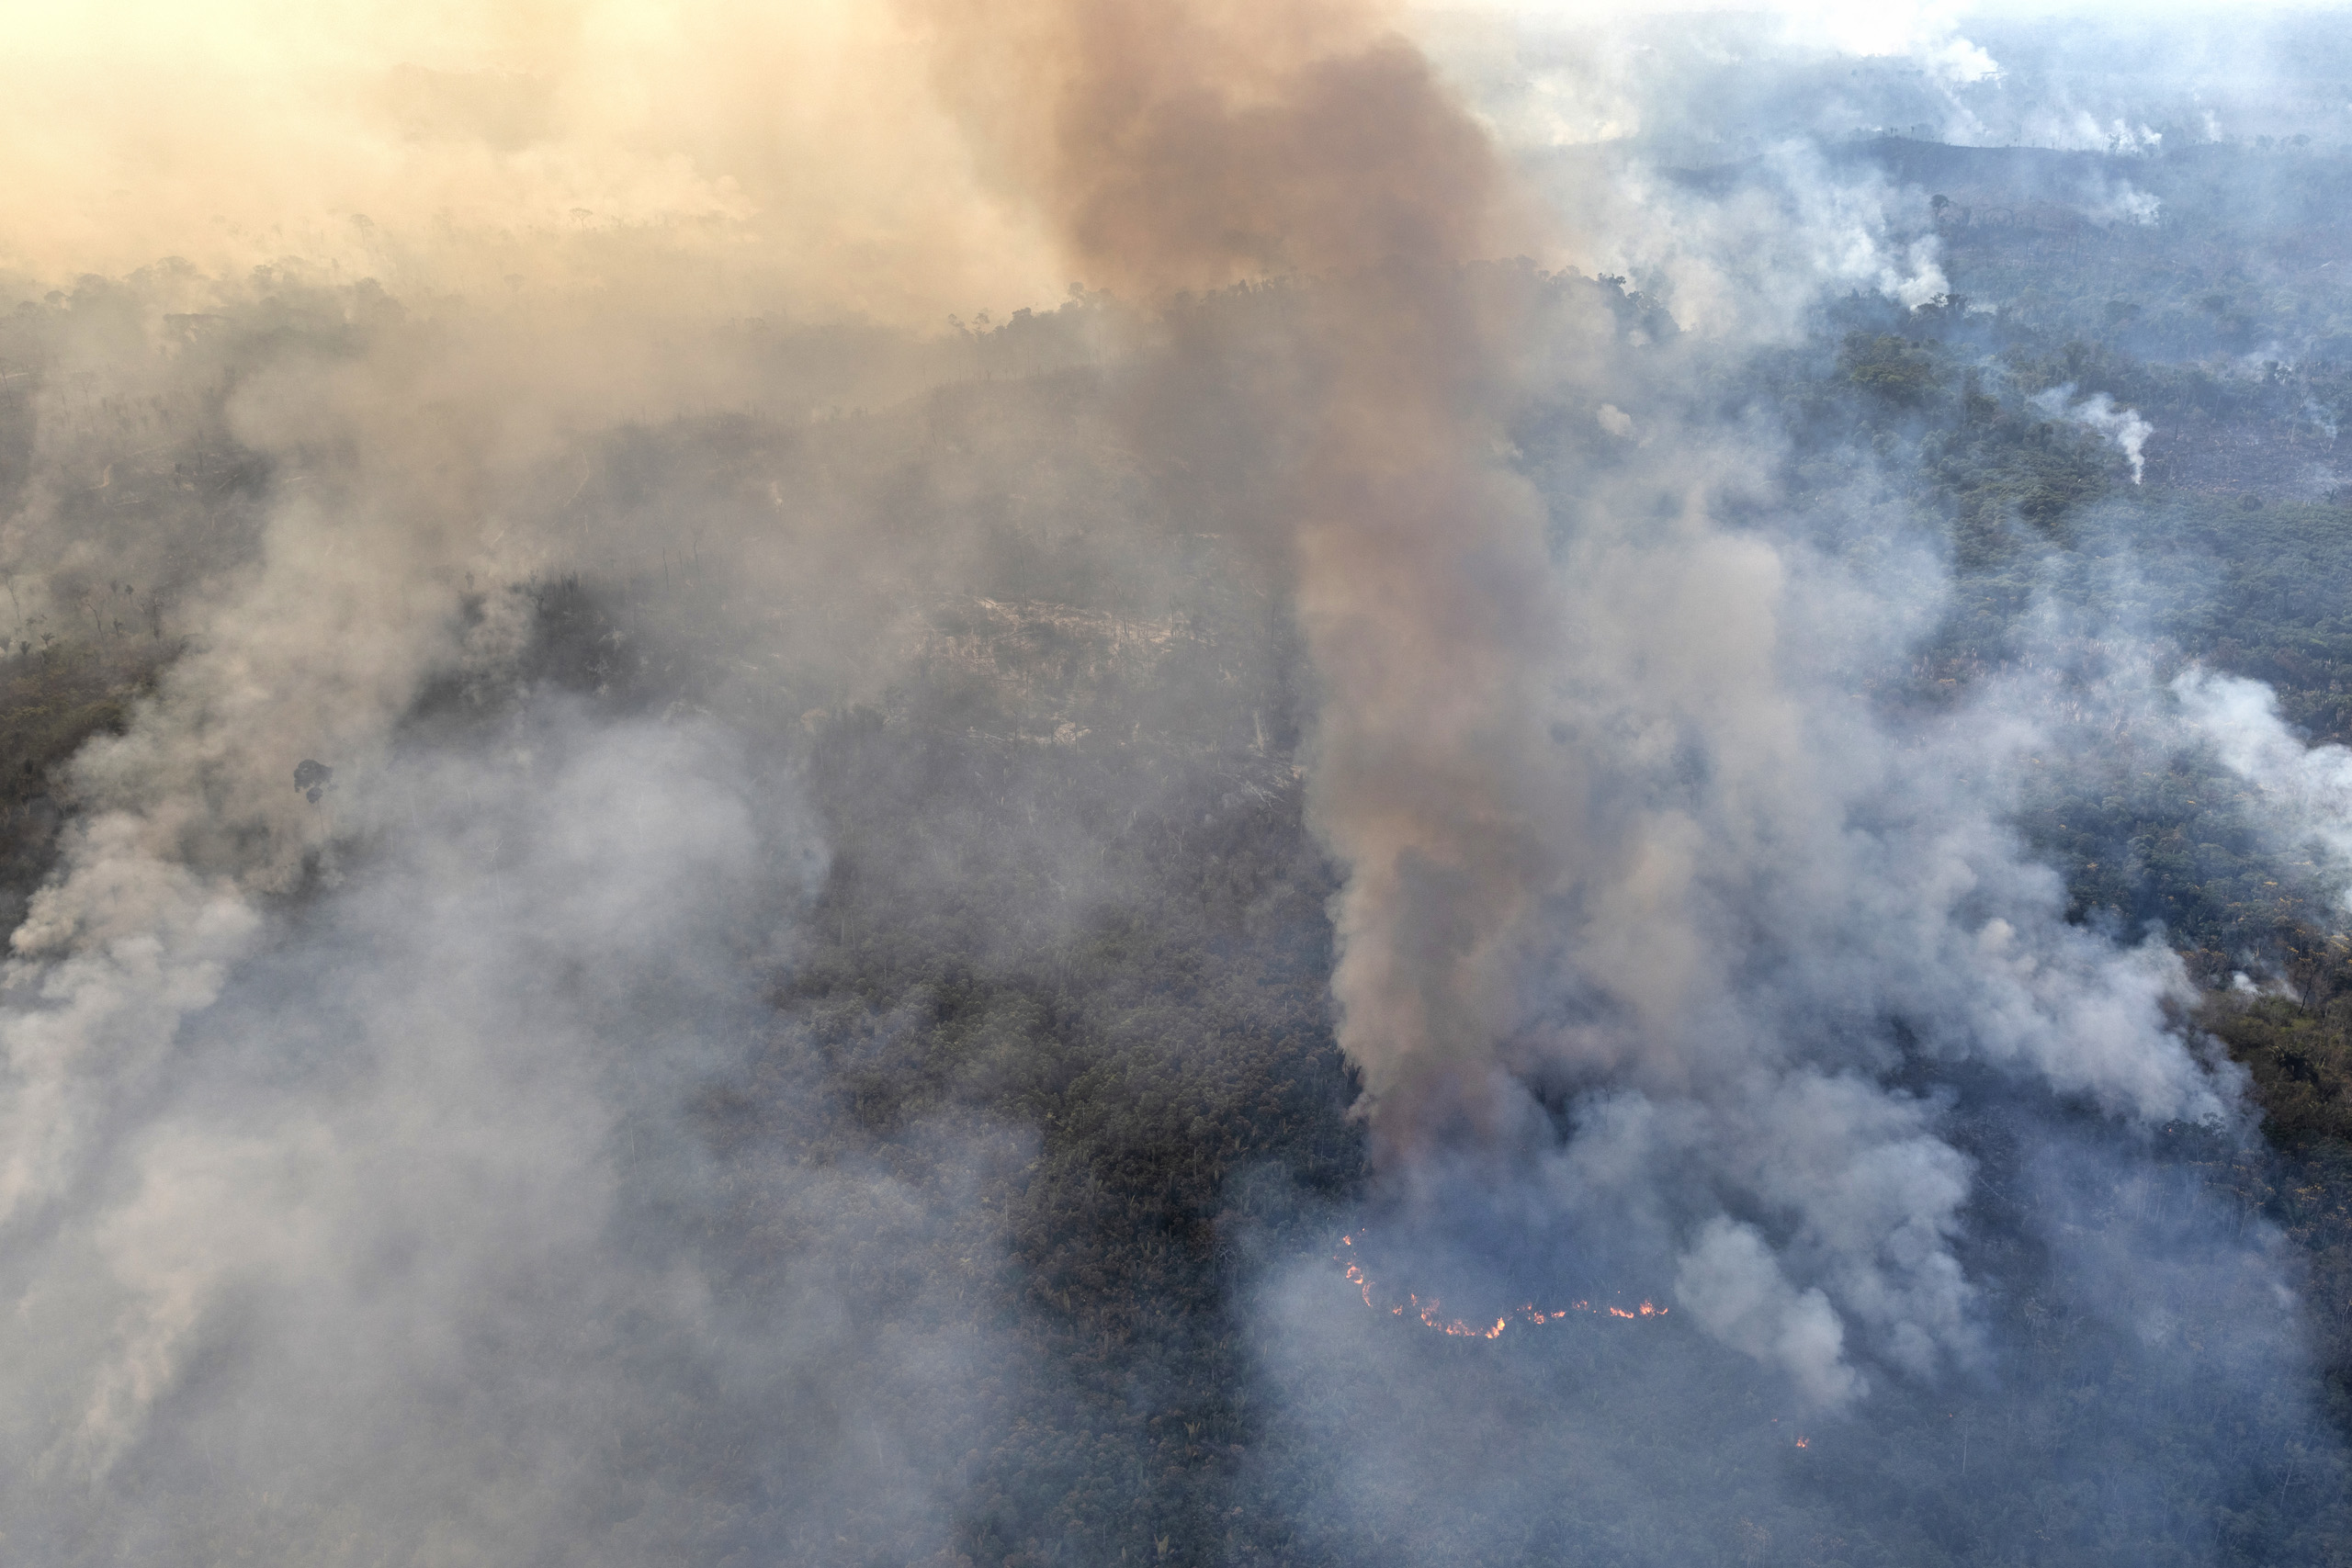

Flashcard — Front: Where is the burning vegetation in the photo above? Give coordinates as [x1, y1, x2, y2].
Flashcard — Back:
[1336, 1234, 1668, 1338]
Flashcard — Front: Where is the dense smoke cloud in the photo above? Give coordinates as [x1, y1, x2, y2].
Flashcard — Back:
[0, 8, 1082, 1555]
[918, 0, 1573, 1159]
[0, 1, 2344, 1561]
[2181, 671, 2352, 884]
[5, 708, 1032, 1562]
[917, 0, 1543, 293]
[0, 0, 1061, 318]
[921, 0, 2252, 1415]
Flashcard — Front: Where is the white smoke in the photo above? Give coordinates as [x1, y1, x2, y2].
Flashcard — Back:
[2178, 669, 2352, 891]
[1543, 142, 1951, 339]
[2023, 108, 2166, 155]
[0, 162, 1041, 1560]
[0, 701, 1033, 1559]
[1801, 0, 2000, 85]
[1451, 482, 2230, 1404]
[1673, 1215, 1863, 1408]
[2033, 382, 2155, 482]
[2083, 176, 2164, 227]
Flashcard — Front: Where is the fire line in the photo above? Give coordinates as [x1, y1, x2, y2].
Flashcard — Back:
[1336, 1235, 1669, 1338]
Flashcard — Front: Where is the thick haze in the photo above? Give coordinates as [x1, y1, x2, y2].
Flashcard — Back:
[1445, 2, 2352, 157]
[0, 0, 2348, 1562]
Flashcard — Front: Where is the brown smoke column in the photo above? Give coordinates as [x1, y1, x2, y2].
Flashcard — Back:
[917, 0, 1571, 1159]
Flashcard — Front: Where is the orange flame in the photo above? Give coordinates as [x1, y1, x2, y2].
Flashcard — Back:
[1331, 1235, 1669, 1339]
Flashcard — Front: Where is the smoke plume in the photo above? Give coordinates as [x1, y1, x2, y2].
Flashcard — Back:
[2033, 382, 2155, 483]
[922, 0, 2246, 1416]
[920, 0, 1573, 1155]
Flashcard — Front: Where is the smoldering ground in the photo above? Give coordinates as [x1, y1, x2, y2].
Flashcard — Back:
[1, 1, 2351, 1564]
